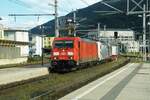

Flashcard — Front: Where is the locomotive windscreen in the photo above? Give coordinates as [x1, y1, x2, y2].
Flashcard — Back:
[54, 40, 74, 48]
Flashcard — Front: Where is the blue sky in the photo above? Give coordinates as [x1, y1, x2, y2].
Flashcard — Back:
[0, 0, 100, 29]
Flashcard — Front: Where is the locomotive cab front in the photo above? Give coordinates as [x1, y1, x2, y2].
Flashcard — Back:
[50, 38, 78, 71]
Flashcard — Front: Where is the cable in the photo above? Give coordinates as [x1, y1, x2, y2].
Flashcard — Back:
[8, 0, 54, 13]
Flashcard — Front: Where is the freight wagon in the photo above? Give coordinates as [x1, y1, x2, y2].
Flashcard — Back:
[111, 45, 119, 60]
[96, 42, 111, 62]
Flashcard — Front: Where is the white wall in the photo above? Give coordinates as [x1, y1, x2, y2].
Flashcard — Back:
[15, 31, 29, 42]
[100, 30, 134, 37]
[4, 30, 30, 57]
[112, 46, 119, 55]
[30, 35, 42, 56]
[15, 31, 29, 57]
[4, 31, 15, 40]
[17, 45, 29, 57]
[126, 41, 140, 52]
[35, 36, 42, 56]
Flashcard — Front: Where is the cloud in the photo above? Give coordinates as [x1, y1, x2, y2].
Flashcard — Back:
[19, 0, 101, 13]
[0, 15, 50, 29]
[1, 0, 101, 29]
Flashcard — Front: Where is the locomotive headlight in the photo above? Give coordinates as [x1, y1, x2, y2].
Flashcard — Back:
[67, 52, 74, 56]
[53, 52, 59, 56]
[54, 57, 57, 60]
[70, 57, 73, 59]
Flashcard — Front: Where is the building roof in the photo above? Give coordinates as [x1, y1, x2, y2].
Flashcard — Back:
[4, 28, 28, 32]
[97, 28, 133, 31]
[0, 39, 30, 46]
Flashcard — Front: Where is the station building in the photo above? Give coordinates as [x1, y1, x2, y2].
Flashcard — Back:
[0, 27, 30, 65]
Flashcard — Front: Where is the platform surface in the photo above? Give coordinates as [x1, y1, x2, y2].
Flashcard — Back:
[0, 64, 49, 85]
[59, 63, 150, 100]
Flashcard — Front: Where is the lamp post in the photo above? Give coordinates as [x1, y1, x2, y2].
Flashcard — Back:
[142, 5, 147, 61]
[97, 23, 100, 40]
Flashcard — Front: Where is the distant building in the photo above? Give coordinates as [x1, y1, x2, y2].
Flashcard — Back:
[29, 35, 42, 56]
[4, 29, 29, 57]
[0, 28, 30, 65]
[29, 34, 54, 56]
[43, 37, 54, 48]
[100, 29, 139, 53]
[88, 29, 140, 53]
[125, 41, 140, 52]
[98, 29, 134, 42]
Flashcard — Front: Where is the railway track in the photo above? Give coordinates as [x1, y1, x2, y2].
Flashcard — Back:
[0, 57, 129, 100]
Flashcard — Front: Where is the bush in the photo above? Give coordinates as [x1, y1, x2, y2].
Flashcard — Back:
[27, 56, 42, 63]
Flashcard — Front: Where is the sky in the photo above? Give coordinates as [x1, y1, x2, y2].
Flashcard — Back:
[0, 0, 100, 29]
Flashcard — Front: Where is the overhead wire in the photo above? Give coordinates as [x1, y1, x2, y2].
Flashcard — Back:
[79, 0, 89, 6]
[8, 0, 54, 13]
[7, 0, 98, 24]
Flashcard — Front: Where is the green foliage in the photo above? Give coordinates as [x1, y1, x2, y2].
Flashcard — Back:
[27, 56, 42, 63]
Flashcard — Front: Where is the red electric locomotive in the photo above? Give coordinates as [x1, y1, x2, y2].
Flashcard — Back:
[50, 37, 98, 71]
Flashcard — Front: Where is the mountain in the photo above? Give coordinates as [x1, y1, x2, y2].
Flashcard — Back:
[30, 0, 147, 36]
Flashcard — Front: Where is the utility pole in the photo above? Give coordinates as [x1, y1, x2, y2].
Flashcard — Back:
[97, 23, 100, 40]
[104, 25, 106, 37]
[9, 0, 59, 37]
[127, 0, 150, 62]
[55, 0, 59, 37]
[73, 10, 76, 36]
[143, 5, 147, 61]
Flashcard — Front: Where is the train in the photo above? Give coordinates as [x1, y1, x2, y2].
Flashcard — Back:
[50, 37, 118, 72]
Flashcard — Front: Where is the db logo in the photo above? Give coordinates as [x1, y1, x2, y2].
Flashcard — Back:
[61, 52, 66, 55]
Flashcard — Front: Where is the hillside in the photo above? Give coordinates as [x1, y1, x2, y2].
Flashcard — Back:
[30, 0, 145, 36]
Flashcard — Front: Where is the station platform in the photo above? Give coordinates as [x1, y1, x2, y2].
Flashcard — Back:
[0, 64, 49, 85]
[59, 63, 150, 100]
